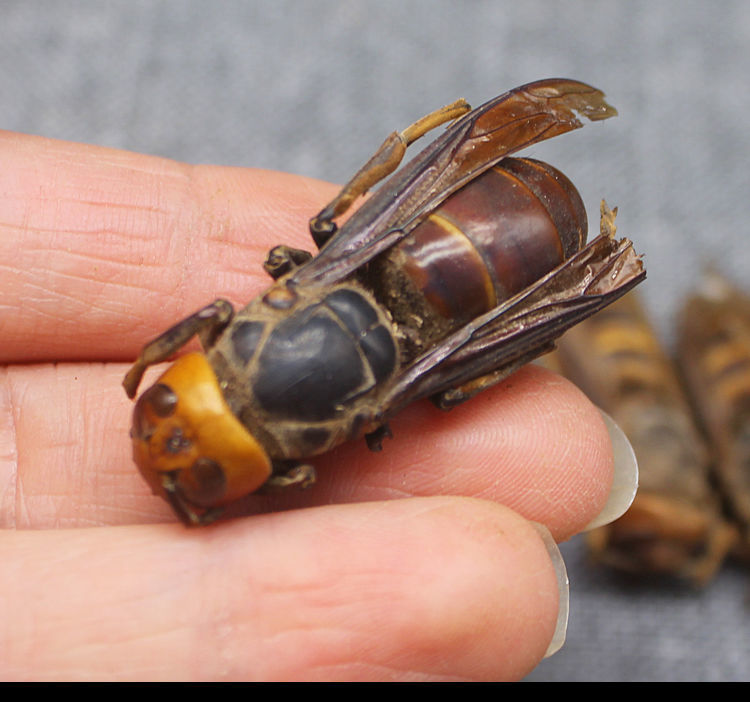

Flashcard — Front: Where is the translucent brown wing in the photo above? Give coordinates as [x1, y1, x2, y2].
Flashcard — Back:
[290, 78, 616, 287]
[374, 229, 645, 419]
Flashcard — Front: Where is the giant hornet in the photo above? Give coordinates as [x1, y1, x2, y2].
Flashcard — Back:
[123, 79, 645, 525]
[552, 293, 736, 584]
[678, 271, 750, 558]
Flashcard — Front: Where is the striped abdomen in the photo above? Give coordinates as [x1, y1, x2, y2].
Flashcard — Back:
[554, 293, 734, 583]
[555, 293, 711, 503]
[678, 274, 750, 544]
[368, 157, 587, 352]
[556, 293, 683, 407]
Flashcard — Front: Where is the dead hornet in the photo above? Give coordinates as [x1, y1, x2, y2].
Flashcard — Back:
[123, 78, 645, 525]
[678, 271, 750, 557]
[553, 293, 736, 585]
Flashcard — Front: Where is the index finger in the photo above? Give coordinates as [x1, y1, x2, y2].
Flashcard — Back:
[0, 130, 338, 363]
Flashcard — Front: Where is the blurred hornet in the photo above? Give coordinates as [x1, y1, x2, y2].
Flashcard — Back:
[553, 293, 735, 584]
[678, 271, 750, 557]
[123, 79, 645, 525]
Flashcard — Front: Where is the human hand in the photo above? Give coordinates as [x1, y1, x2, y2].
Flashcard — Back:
[0, 131, 634, 680]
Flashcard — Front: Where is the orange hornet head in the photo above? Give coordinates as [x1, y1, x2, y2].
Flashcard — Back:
[130, 352, 272, 525]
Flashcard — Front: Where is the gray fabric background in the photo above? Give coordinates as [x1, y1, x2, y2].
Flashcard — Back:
[2, 0, 749, 681]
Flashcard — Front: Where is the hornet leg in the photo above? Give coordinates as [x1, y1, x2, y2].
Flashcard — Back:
[261, 460, 317, 491]
[430, 342, 555, 410]
[123, 299, 234, 398]
[161, 473, 224, 527]
[365, 423, 393, 452]
[263, 244, 314, 280]
[309, 98, 471, 248]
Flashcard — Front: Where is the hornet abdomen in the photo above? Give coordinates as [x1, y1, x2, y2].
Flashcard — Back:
[369, 157, 587, 351]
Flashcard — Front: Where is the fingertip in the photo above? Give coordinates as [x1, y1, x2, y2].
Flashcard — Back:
[530, 521, 569, 658]
[230, 497, 567, 680]
[502, 365, 615, 539]
[583, 410, 639, 531]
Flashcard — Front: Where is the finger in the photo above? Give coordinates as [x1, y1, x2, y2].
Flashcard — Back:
[3, 361, 611, 540]
[1, 497, 562, 681]
[0, 131, 338, 362]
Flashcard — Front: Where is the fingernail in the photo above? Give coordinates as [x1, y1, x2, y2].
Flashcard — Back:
[583, 410, 639, 531]
[531, 522, 569, 658]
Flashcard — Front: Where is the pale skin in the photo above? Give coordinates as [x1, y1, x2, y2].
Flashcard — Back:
[0, 131, 614, 681]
